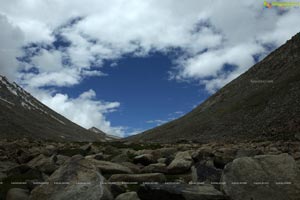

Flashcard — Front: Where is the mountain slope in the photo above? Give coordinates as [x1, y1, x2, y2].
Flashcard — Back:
[127, 33, 300, 143]
[88, 127, 121, 141]
[0, 76, 104, 142]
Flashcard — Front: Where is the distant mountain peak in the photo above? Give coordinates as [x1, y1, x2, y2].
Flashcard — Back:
[88, 127, 121, 141]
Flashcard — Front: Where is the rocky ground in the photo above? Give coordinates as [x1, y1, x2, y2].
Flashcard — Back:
[0, 139, 300, 200]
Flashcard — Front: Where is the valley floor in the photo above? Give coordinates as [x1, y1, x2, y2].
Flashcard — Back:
[0, 138, 300, 200]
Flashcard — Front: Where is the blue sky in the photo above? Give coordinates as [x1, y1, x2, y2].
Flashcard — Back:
[0, 0, 299, 137]
[63, 52, 207, 136]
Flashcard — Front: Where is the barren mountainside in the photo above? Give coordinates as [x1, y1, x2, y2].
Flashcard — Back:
[127, 33, 300, 143]
[0, 76, 104, 142]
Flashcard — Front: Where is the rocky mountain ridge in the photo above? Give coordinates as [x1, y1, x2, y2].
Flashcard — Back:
[0, 75, 105, 142]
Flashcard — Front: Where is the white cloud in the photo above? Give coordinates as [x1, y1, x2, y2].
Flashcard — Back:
[0, 14, 24, 80]
[28, 88, 126, 137]
[31, 49, 64, 72]
[0, 0, 299, 135]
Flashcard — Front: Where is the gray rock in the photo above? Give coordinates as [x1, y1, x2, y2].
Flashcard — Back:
[138, 184, 226, 200]
[120, 162, 141, 174]
[0, 161, 18, 174]
[16, 149, 35, 164]
[221, 153, 300, 200]
[29, 155, 106, 200]
[87, 159, 133, 174]
[41, 145, 57, 156]
[133, 154, 155, 166]
[191, 161, 222, 184]
[141, 163, 167, 173]
[156, 148, 178, 158]
[115, 192, 140, 200]
[6, 188, 29, 200]
[191, 147, 214, 162]
[109, 173, 166, 183]
[55, 155, 70, 166]
[27, 154, 58, 175]
[157, 158, 167, 164]
[167, 151, 193, 174]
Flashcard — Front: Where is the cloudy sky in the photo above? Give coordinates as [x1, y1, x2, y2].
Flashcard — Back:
[0, 0, 299, 137]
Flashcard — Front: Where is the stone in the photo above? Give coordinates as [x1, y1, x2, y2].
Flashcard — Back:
[138, 184, 226, 200]
[191, 147, 214, 162]
[0, 161, 18, 173]
[213, 156, 233, 169]
[29, 155, 106, 200]
[87, 159, 133, 174]
[235, 148, 263, 158]
[7, 165, 44, 181]
[102, 186, 114, 200]
[111, 152, 131, 163]
[80, 143, 92, 153]
[141, 163, 167, 173]
[213, 148, 236, 169]
[221, 153, 300, 200]
[157, 158, 167, 164]
[110, 184, 127, 198]
[191, 161, 222, 184]
[94, 153, 105, 160]
[167, 151, 193, 174]
[41, 145, 57, 156]
[115, 192, 140, 200]
[56, 155, 70, 166]
[6, 188, 29, 200]
[120, 162, 141, 174]
[109, 173, 166, 183]
[133, 154, 155, 166]
[156, 148, 178, 158]
[27, 154, 58, 175]
[16, 149, 35, 164]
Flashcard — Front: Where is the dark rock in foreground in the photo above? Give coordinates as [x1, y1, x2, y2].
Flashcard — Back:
[29, 155, 105, 200]
[221, 153, 300, 200]
[138, 184, 226, 200]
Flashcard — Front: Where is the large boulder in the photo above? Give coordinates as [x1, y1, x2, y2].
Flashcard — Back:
[221, 153, 300, 200]
[87, 159, 133, 174]
[167, 151, 193, 174]
[138, 184, 226, 200]
[6, 188, 29, 200]
[27, 154, 58, 175]
[29, 155, 106, 200]
[115, 192, 140, 200]
[109, 173, 166, 183]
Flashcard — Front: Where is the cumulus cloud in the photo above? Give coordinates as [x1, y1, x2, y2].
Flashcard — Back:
[0, 0, 299, 135]
[28, 88, 126, 137]
[0, 14, 24, 80]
